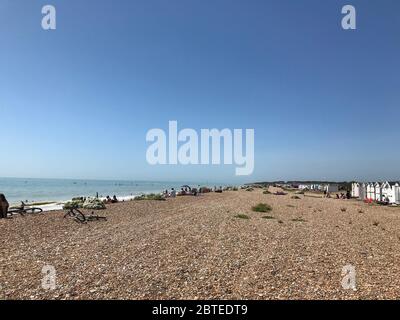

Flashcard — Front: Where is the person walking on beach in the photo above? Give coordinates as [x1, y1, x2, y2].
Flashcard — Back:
[170, 188, 176, 198]
[0, 194, 9, 219]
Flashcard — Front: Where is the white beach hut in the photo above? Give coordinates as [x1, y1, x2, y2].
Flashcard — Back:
[351, 183, 360, 198]
[374, 182, 382, 201]
[367, 183, 375, 201]
[359, 183, 367, 200]
[381, 182, 400, 204]
[394, 184, 400, 204]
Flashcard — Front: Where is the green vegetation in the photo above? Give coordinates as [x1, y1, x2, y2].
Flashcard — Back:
[63, 200, 84, 210]
[252, 203, 272, 213]
[291, 217, 307, 222]
[246, 188, 254, 192]
[83, 198, 106, 210]
[234, 214, 250, 220]
[63, 198, 106, 210]
[263, 190, 271, 194]
[262, 215, 275, 219]
[134, 193, 166, 201]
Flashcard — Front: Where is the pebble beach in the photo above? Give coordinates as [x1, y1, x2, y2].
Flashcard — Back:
[1, 187, 400, 300]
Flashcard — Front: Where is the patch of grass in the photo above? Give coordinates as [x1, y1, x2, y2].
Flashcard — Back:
[252, 203, 272, 213]
[291, 217, 307, 223]
[263, 190, 271, 194]
[246, 188, 254, 192]
[234, 214, 250, 220]
[340, 207, 347, 212]
[63, 200, 84, 210]
[291, 195, 301, 200]
[262, 215, 275, 219]
[134, 193, 166, 201]
[287, 204, 296, 208]
[278, 220, 284, 224]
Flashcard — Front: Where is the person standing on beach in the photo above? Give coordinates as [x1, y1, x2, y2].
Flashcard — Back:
[0, 194, 9, 219]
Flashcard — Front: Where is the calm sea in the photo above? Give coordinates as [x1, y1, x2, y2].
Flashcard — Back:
[0, 177, 220, 205]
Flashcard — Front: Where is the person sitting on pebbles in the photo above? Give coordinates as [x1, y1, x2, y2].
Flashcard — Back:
[0, 194, 9, 219]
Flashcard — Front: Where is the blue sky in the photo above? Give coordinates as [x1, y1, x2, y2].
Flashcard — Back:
[0, 0, 399, 183]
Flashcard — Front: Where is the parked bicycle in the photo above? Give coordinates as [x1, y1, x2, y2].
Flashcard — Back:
[7, 202, 43, 217]
[64, 208, 107, 224]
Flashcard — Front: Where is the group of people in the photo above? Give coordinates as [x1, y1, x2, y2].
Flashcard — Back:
[104, 195, 118, 204]
[163, 188, 177, 198]
[162, 186, 201, 198]
[323, 190, 352, 200]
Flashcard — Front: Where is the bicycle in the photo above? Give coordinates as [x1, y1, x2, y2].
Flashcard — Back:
[64, 207, 107, 224]
[7, 202, 43, 217]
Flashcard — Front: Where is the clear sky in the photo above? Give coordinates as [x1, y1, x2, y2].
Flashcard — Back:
[1, 0, 399, 183]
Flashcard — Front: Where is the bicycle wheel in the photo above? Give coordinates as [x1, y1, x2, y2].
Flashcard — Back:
[10, 209, 26, 216]
[71, 208, 86, 223]
[26, 207, 43, 214]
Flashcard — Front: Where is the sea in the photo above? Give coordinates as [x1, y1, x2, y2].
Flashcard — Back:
[0, 177, 224, 205]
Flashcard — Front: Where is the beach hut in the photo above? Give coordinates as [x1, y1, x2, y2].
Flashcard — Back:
[367, 183, 375, 201]
[351, 183, 360, 198]
[359, 183, 367, 200]
[374, 182, 382, 201]
[394, 184, 400, 204]
[381, 182, 400, 204]
[381, 182, 393, 203]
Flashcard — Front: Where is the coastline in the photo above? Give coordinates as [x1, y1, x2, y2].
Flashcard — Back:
[0, 177, 229, 209]
[19, 194, 153, 212]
